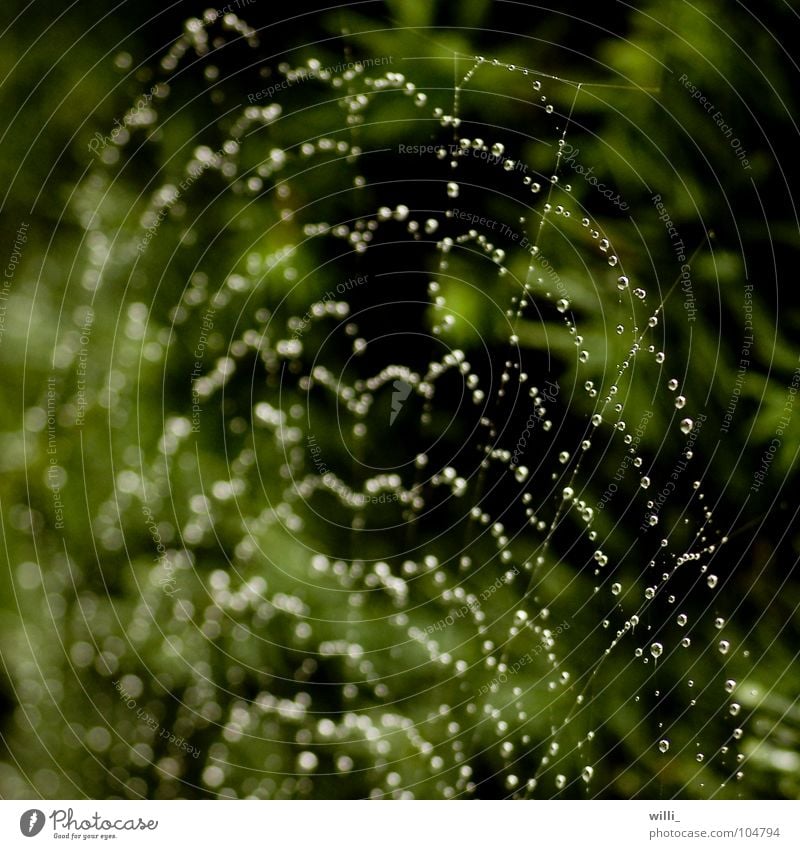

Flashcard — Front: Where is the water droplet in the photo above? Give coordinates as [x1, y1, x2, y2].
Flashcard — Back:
[680, 418, 694, 434]
[658, 739, 670, 753]
[297, 751, 318, 772]
[650, 642, 663, 659]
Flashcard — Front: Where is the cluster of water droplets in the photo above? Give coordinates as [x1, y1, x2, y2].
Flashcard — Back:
[41, 21, 750, 799]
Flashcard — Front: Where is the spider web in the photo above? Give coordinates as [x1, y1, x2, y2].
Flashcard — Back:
[9, 12, 753, 800]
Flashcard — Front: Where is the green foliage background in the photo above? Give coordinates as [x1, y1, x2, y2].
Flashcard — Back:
[1, 0, 799, 800]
